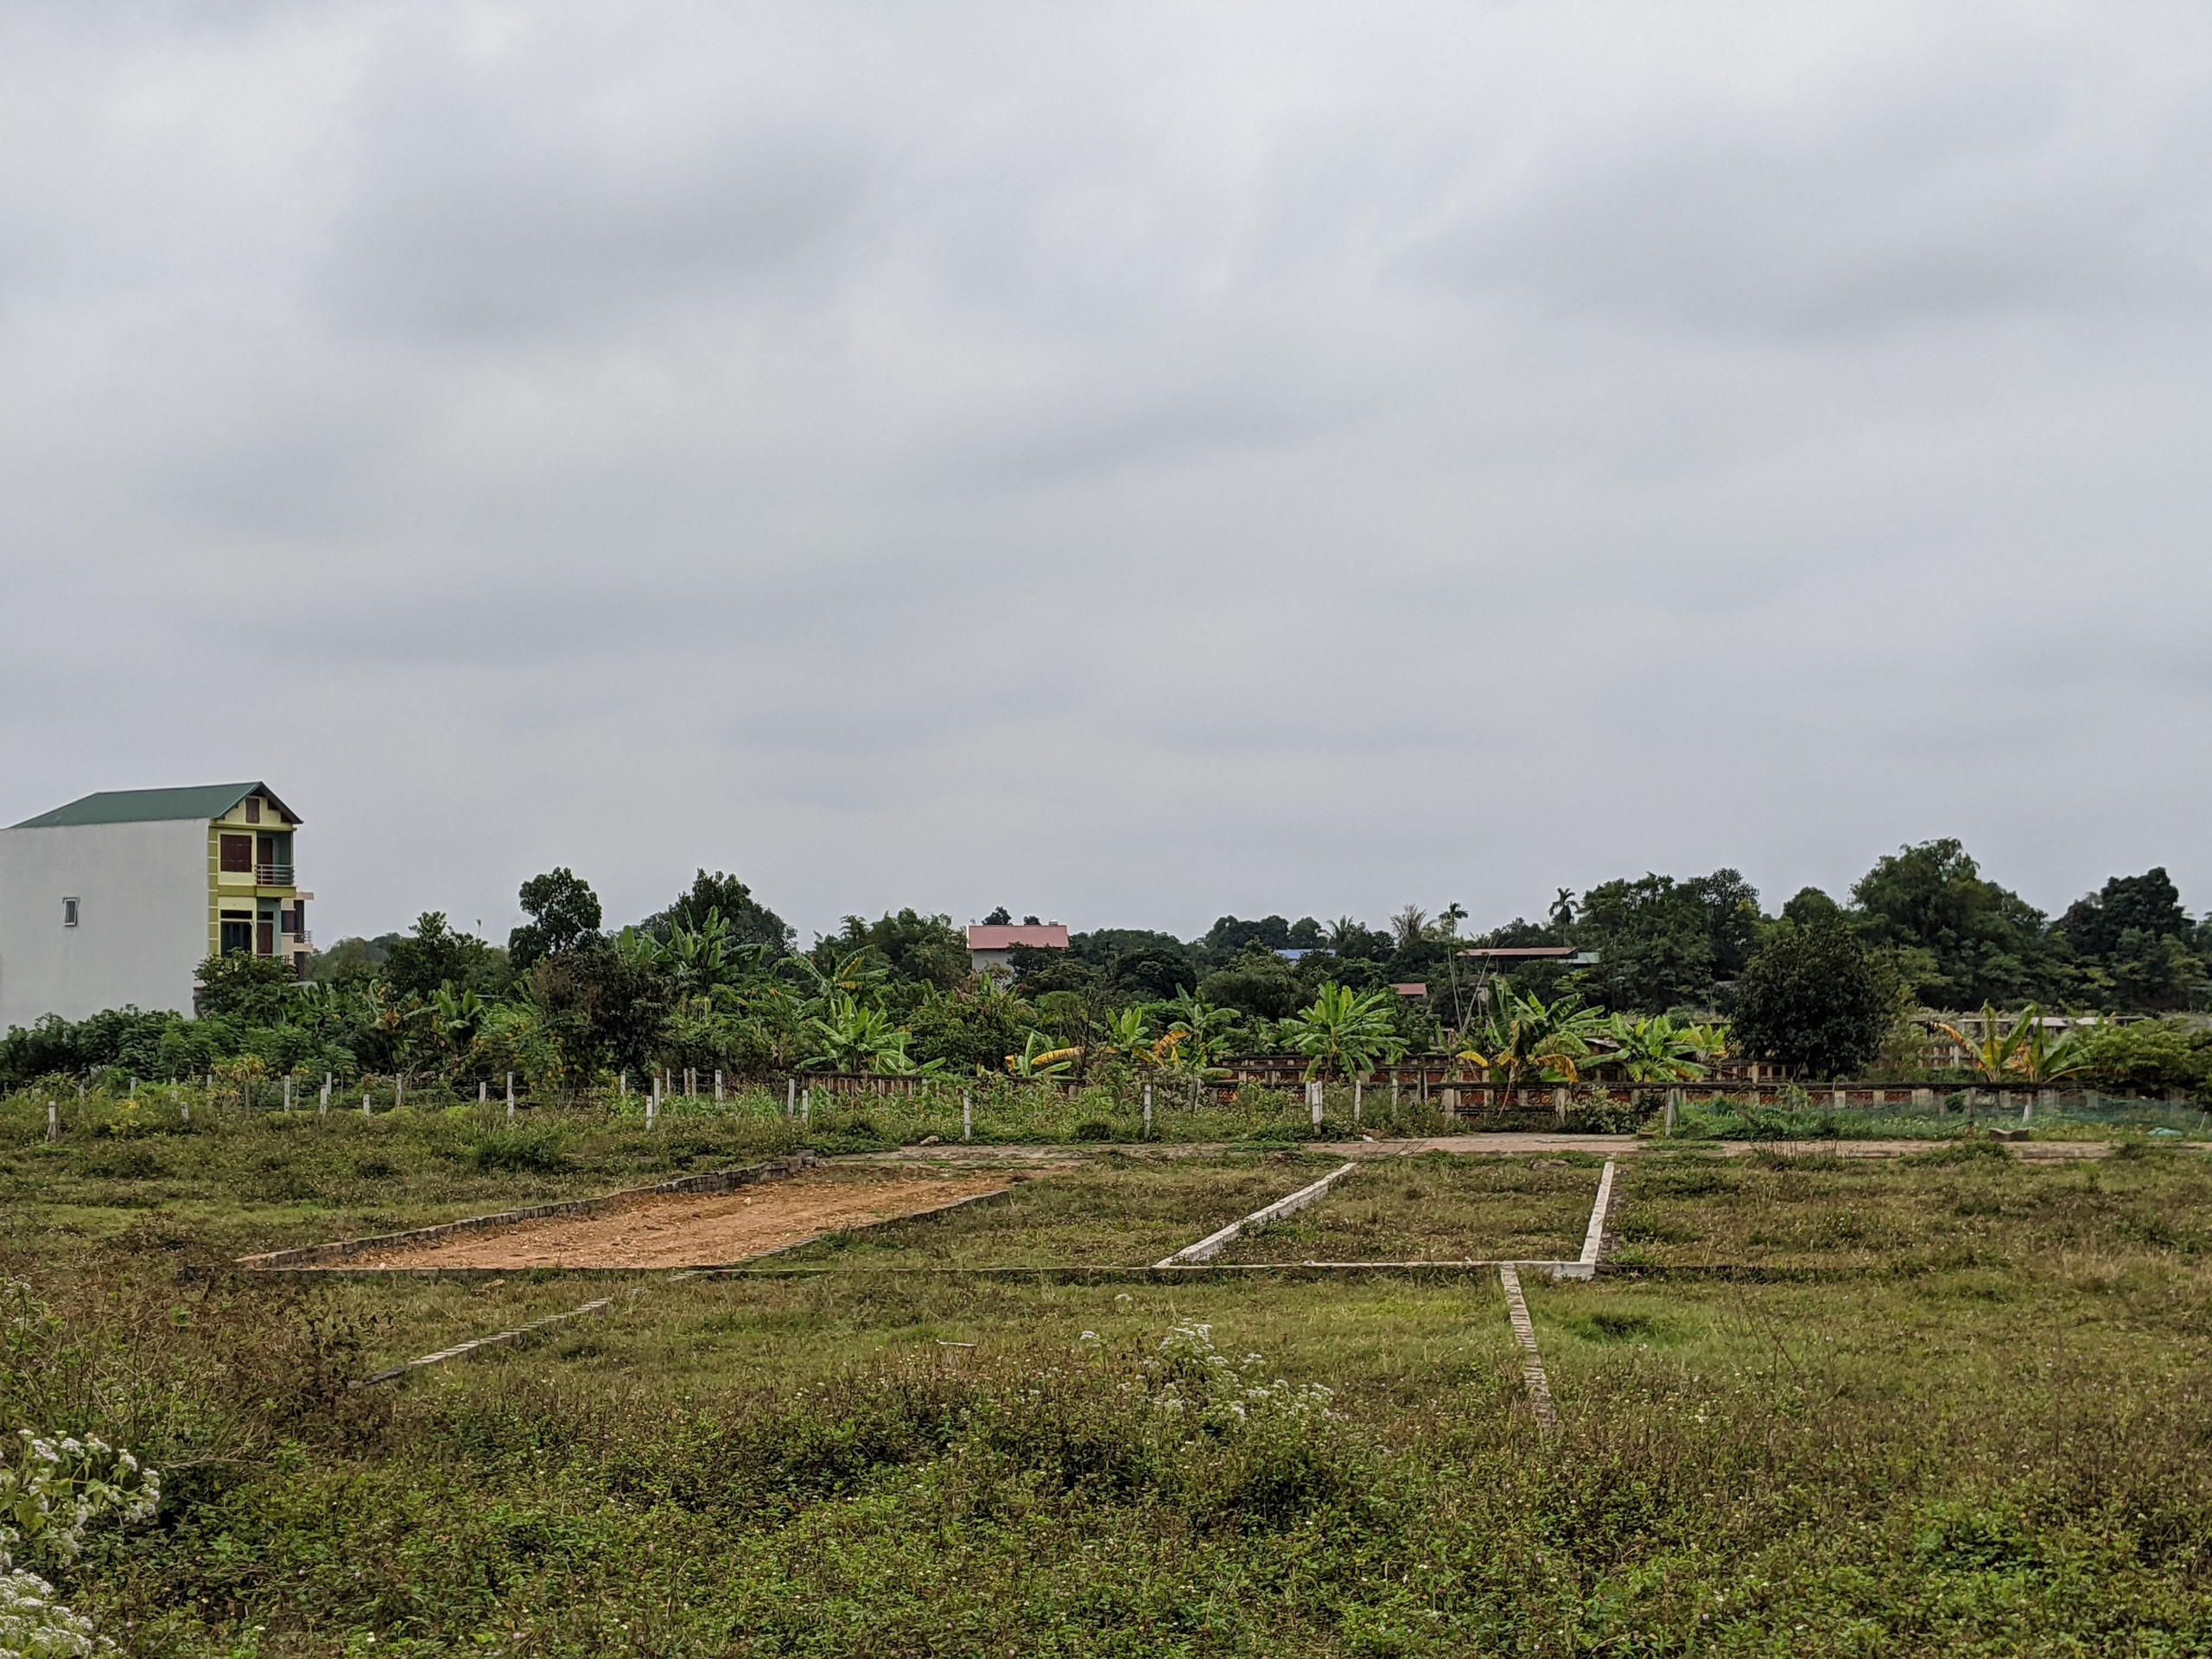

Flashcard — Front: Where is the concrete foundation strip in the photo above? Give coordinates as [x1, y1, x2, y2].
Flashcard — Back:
[1497, 1264, 1559, 1438]
[1154, 1162, 1361, 1266]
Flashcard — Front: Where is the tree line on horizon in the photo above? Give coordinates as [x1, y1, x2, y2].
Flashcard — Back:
[3, 838, 2209, 1097]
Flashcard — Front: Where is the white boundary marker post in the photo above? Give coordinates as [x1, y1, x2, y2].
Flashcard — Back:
[1155, 1162, 1360, 1267]
[962, 1090, 972, 1141]
[1143, 1083, 1153, 1137]
[1498, 1264, 1559, 1438]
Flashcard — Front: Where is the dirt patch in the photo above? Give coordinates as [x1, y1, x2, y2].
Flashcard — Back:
[340, 1172, 1012, 1269]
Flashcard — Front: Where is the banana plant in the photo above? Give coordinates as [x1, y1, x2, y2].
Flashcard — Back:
[803, 995, 909, 1073]
[1100, 1006, 1160, 1066]
[781, 947, 890, 1014]
[1287, 983, 1408, 1082]
[1159, 990, 1239, 1074]
[1590, 1012, 1709, 1082]
[1005, 1031, 1081, 1078]
[1935, 1004, 2085, 1082]
[1459, 991, 1604, 1085]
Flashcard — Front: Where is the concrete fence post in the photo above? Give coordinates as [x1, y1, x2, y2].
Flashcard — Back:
[361, 1090, 371, 1120]
[1306, 1078, 1323, 1129]
[962, 1090, 972, 1141]
[786, 1077, 796, 1118]
[505, 1074, 516, 1123]
[1665, 1086, 1681, 1134]
[801, 1086, 810, 1128]
[715, 1071, 724, 1102]
[649, 1074, 660, 1128]
[1353, 1077, 1363, 1125]
[396, 1076, 405, 1112]
[47, 1101, 59, 1143]
[1143, 1083, 1153, 1136]
[319, 1076, 329, 1116]
[1554, 1085, 1567, 1125]
[478, 1080, 487, 1104]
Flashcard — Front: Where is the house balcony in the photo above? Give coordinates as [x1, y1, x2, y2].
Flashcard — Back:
[287, 929, 314, 948]
[256, 862, 295, 887]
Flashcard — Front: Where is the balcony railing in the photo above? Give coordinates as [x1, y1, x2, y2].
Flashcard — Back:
[287, 930, 314, 948]
[256, 862, 295, 887]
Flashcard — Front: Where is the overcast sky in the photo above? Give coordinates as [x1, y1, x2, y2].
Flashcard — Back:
[3, 2, 2209, 945]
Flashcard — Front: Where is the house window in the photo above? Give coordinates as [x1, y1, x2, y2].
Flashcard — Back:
[220, 916, 253, 955]
[219, 834, 252, 873]
[62, 897, 79, 927]
[245, 796, 261, 824]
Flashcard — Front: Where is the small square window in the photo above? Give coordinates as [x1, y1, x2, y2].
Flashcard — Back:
[62, 897, 79, 927]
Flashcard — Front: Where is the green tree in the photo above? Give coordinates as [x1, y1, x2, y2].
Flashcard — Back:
[509, 869, 603, 971]
[383, 912, 506, 1001]
[644, 869, 793, 958]
[1565, 868, 1761, 1013]
[818, 911, 969, 990]
[1197, 946, 1305, 1021]
[2055, 868, 2206, 1012]
[1732, 914, 1895, 1077]
[193, 953, 298, 1025]
[1851, 839, 2063, 1008]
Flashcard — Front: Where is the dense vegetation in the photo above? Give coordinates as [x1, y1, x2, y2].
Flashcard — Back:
[5, 843, 2211, 1101]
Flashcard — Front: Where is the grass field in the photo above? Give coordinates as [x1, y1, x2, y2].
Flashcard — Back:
[9, 1104, 2212, 1656]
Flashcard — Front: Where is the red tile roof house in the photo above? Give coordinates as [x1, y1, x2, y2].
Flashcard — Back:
[966, 923, 1071, 979]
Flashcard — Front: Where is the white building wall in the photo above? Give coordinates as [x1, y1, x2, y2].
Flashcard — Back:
[0, 819, 210, 1028]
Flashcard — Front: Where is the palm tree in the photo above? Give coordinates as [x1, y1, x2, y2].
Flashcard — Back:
[1390, 906, 1429, 950]
[1287, 984, 1408, 1082]
[1459, 991, 1604, 1085]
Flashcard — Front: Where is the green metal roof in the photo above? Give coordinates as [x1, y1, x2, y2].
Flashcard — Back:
[11, 783, 300, 830]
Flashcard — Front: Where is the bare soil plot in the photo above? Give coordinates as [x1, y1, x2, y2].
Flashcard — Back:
[334, 1170, 1009, 1270]
[1613, 1145, 2212, 1269]
[1217, 1153, 1601, 1263]
[776, 1155, 1337, 1268]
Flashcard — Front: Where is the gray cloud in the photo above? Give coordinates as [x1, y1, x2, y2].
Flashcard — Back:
[3, 1, 2211, 943]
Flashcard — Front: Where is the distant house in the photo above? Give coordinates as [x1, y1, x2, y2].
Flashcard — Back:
[0, 782, 311, 1028]
[966, 923, 1071, 979]
[1391, 982, 1428, 999]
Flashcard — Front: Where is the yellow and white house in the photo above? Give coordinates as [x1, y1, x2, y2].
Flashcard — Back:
[0, 783, 312, 1027]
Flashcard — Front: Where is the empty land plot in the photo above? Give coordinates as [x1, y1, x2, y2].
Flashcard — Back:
[775, 1154, 1335, 1268]
[1216, 1152, 1602, 1263]
[333, 1168, 1007, 1270]
[1613, 1142, 2212, 1270]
